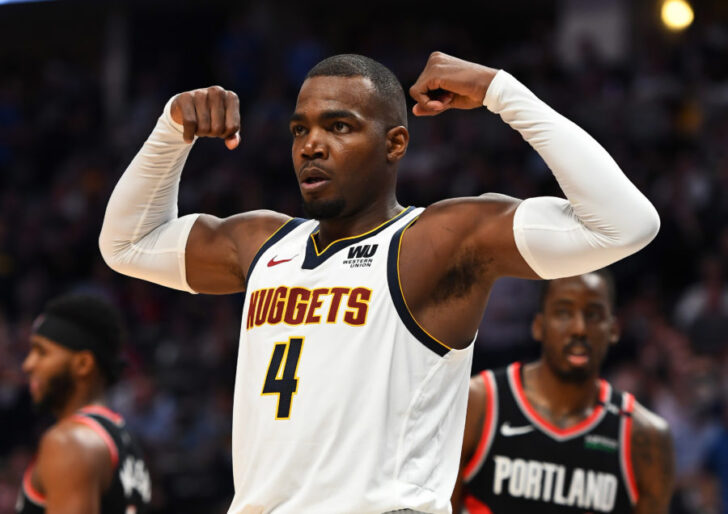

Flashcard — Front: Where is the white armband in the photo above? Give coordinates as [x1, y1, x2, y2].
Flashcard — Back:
[484, 71, 660, 279]
[99, 97, 200, 292]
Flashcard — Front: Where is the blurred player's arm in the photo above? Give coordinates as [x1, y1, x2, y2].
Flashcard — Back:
[409, 52, 660, 280]
[631, 402, 675, 514]
[451, 376, 486, 514]
[99, 87, 289, 294]
[34, 424, 111, 514]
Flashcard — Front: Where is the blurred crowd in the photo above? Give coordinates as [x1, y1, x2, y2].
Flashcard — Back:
[1, 1, 727, 513]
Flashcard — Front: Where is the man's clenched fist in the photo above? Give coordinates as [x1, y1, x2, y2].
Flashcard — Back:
[171, 86, 241, 150]
[409, 52, 499, 117]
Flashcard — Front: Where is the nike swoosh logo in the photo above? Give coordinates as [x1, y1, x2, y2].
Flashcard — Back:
[267, 255, 295, 267]
[500, 422, 535, 437]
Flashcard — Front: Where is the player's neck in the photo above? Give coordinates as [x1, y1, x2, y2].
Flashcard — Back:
[524, 361, 601, 422]
[56, 384, 107, 420]
[315, 196, 402, 249]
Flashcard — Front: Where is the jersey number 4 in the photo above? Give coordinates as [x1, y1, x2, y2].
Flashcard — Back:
[262, 337, 303, 419]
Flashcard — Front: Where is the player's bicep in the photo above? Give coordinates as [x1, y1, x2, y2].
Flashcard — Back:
[424, 194, 538, 279]
[473, 193, 540, 278]
[631, 407, 675, 514]
[185, 211, 290, 294]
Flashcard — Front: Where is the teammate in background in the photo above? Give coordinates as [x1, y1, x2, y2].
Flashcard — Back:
[99, 52, 660, 513]
[17, 294, 150, 514]
[452, 271, 675, 513]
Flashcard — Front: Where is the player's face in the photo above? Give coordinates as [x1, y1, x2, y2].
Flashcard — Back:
[532, 274, 618, 382]
[22, 334, 76, 413]
[290, 76, 391, 219]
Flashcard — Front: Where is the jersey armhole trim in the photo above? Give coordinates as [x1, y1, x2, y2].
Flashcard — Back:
[386, 216, 451, 357]
[78, 405, 124, 426]
[245, 218, 306, 282]
[620, 392, 639, 505]
[23, 462, 46, 506]
[69, 414, 120, 469]
[464, 370, 498, 481]
[464, 495, 494, 514]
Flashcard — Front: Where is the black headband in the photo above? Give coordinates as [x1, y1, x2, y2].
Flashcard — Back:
[34, 314, 98, 351]
[33, 314, 123, 382]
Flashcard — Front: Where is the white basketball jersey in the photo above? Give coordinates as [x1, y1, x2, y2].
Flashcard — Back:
[228, 207, 474, 514]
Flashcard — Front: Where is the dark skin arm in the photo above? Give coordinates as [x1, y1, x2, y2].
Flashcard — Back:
[168, 87, 290, 294]
[184, 210, 289, 294]
[631, 401, 675, 514]
[451, 375, 487, 514]
[33, 422, 112, 514]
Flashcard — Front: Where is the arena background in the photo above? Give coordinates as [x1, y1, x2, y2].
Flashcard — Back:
[1, 0, 727, 512]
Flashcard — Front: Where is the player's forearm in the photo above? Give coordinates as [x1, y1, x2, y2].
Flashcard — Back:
[484, 71, 660, 278]
[99, 97, 199, 292]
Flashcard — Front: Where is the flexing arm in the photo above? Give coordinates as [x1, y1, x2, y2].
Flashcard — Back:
[399, 53, 659, 347]
[631, 402, 675, 514]
[409, 52, 660, 280]
[99, 87, 289, 294]
[35, 425, 111, 514]
[451, 376, 487, 514]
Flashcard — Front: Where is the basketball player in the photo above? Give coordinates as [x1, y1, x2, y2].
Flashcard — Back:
[17, 294, 151, 514]
[99, 52, 660, 512]
[452, 271, 675, 513]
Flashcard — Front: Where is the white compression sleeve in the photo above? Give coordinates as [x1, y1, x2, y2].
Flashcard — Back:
[99, 96, 200, 292]
[483, 71, 660, 279]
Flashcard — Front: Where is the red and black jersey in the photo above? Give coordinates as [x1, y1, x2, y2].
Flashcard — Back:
[16, 405, 151, 514]
[462, 363, 637, 514]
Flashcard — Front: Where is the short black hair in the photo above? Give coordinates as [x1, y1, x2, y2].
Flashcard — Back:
[305, 54, 408, 129]
[43, 294, 125, 384]
[538, 269, 617, 312]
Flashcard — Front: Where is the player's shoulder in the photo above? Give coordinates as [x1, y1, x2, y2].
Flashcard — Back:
[420, 193, 521, 220]
[39, 416, 111, 460]
[627, 396, 676, 501]
[468, 368, 500, 404]
[220, 209, 293, 235]
[630, 398, 670, 437]
[199, 209, 295, 267]
[35, 418, 111, 485]
[469, 366, 509, 398]
[469, 372, 487, 397]
[410, 194, 522, 244]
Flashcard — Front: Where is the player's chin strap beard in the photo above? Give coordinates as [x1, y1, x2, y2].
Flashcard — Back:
[36, 367, 76, 415]
[301, 197, 346, 220]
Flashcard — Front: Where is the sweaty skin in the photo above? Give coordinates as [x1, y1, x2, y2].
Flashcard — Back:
[179, 54, 532, 350]
[451, 275, 675, 513]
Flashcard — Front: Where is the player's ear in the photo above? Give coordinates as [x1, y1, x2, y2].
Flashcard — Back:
[531, 313, 544, 341]
[72, 350, 96, 378]
[386, 126, 409, 163]
[608, 315, 620, 345]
